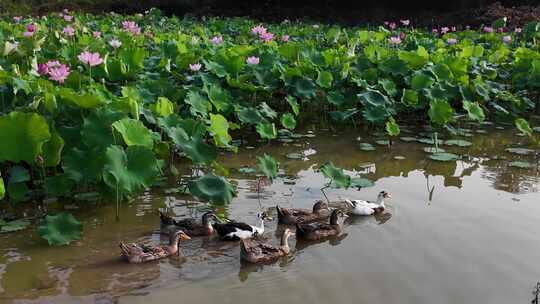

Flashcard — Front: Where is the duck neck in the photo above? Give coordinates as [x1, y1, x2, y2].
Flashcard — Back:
[255, 217, 265, 233]
[280, 233, 291, 254]
[376, 196, 386, 208]
[168, 235, 181, 254]
[202, 216, 213, 232]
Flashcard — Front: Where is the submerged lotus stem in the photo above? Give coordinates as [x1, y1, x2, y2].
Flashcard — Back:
[320, 184, 330, 204]
[434, 132, 439, 152]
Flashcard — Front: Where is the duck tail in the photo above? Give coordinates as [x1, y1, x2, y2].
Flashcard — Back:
[119, 242, 129, 256]
[276, 205, 285, 219]
[295, 223, 305, 236]
[344, 199, 355, 208]
[240, 239, 249, 256]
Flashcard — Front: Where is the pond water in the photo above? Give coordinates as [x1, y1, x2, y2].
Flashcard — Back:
[1, 124, 540, 304]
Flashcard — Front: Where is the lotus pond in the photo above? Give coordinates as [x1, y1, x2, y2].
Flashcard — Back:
[1, 125, 540, 303]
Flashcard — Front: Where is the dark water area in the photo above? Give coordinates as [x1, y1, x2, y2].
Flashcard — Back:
[1, 124, 540, 304]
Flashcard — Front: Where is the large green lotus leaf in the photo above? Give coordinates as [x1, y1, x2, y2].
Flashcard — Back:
[286, 95, 300, 116]
[9, 166, 30, 183]
[505, 147, 535, 155]
[316, 70, 333, 88]
[411, 72, 434, 90]
[1, 219, 30, 233]
[237, 107, 264, 125]
[38, 213, 82, 246]
[42, 132, 65, 167]
[362, 105, 388, 123]
[158, 115, 206, 139]
[509, 161, 533, 169]
[172, 132, 217, 165]
[185, 90, 211, 117]
[444, 139, 472, 147]
[462, 100, 485, 122]
[112, 118, 154, 149]
[330, 109, 359, 122]
[257, 154, 279, 182]
[0, 112, 51, 164]
[82, 108, 126, 148]
[59, 88, 107, 109]
[63, 147, 105, 183]
[206, 84, 232, 113]
[45, 174, 74, 197]
[281, 113, 297, 130]
[401, 89, 419, 106]
[327, 91, 346, 107]
[358, 89, 389, 107]
[256, 123, 277, 140]
[350, 177, 375, 188]
[293, 77, 317, 99]
[398, 46, 429, 69]
[320, 162, 351, 189]
[152, 97, 174, 117]
[209, 114, 232, 147]
[386, 117, 400, 136]
[428, 99, 454, 125]
[188, 174, 235, 204]
[259, 102, 278, 120]
[515, 118, 532, 136]
[359, 143, 376, 151]
[0, 175, 5, 200]
[429, 152, 459, 162]
[103, 145, 161, 195]
[379, 78, 398, 97]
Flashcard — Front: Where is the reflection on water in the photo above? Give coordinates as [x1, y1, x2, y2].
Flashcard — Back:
[1, 125, 540, 304]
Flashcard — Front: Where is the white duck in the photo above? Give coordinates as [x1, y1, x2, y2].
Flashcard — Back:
[213, 213, 267, 241]
[345, 191, 392, 216]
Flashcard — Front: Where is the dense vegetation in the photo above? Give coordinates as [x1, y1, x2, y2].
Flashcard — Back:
[0, 9, 539, 243]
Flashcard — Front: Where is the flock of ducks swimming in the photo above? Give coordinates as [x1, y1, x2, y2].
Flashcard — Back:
[119, 190, 392, 264]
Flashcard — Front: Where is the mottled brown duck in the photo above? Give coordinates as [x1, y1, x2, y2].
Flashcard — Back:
[276, 200, 330, 225]
[240, 229, 295, 263]
[296, 210, 348, 241]
[119, 230, 191, 264]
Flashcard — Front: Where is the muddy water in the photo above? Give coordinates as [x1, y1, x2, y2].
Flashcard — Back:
[1, 125, 539, 304]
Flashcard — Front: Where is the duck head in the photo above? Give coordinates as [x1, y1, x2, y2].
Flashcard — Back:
[377, 190, 392, 203]
[329, 209, 348, 225]
[312, 200, 329, 213]
[202, 212, 218, 225]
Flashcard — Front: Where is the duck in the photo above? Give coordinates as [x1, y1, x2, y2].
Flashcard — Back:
[159, 211, 218, 237]
[240, 228, 295, 264]
[276, 200, 330, 225]
[119, 230, 191, 264]
[345, 190, 392, 216]
[296, 209, 348, 241]
[213, 213, 266, 241]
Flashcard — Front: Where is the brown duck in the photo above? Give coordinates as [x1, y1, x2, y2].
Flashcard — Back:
[296, 210, 348, 241]
[276, 200, 330, 225]
[160, 211, 218, 237]
[240, 229, 295, 263]
[119, 230, 191, 264]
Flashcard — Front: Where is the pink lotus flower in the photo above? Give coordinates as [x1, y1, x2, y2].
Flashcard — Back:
[13, 16, 22, 23]
[388, 36, 402, 45]
[447, 38, 458, 45]
[63, 8, 69, 14]
[48, 64, 70, 83]
[251, 25, 267, 35]
[483, 26, 494, 33]
[109, 39, 122, 48]
[400, 19, 410, 26]
[63, 26, 75, 37]
[37, 63, 49, 75]
[281, 34, 290, 42]
[260, 31, 274, 42]
[93, 31, 101, 38]
[78, 51, 103, 67]
[503, 35, 512, 43]
[441, 27, 450, 34]
[399, 32, 406, 40]
[46, 60, 61, 68]
[384, 21, 389, 26]
[210, 36, 223, 45]
[189, 63, 202, 71]
[26, 23, 37, 33]
[515, 27, 522, 33]
[23, 31, 34, 37]
[497, 28, 504, 33]
[64, 15, 73, 22]
[432, 28, 438, 34]
[246, 56, 260, 65]
[122, 20, 141, 35]
[389, 22, 397, 30]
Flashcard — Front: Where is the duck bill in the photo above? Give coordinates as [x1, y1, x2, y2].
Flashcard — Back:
[180, 234, 191, 240]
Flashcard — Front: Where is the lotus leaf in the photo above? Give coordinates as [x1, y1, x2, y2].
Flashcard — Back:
[350, 177, 375, 188]
[209, 114, 232, 147]
[257, 154, 279, 182]
[320, 162, 351, 189]
[429, 152, 459, 162]
[444, 139, 472, 147]
[256, 123, 277, 140]
[0, 112, 51, 164]
[38, 213, 82, 246]
[281, 113, 297, 130]
[188, 174, 235, 204]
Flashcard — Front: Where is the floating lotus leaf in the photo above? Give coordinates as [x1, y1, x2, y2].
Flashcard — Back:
[320, 162, 351, 189]
[286, 152, 304, 159]
[256, 123, 277, 140]
[42, 132, 65, 167]
[209, 114, 232, 147]
[505, 148, 535, 155]
[1, 219, 30, 233]
[515, 118, 532, 136]
[38, 213, 82, 246]
[533, 127, 540, 133]
[112, 118, 154, 149]
[280, 113, 297, 130]
[0, 112, 51, 164]
[257, 154, 279, 182]
[509, 161, 533, 169]
[375, 139, 390, 146]
[188, 174, 235, 204]
[417, 138, 443, 145]
[238, 167, 257, 174]
[429, 152, 459, 162]
[350, 177, 375, 188]
[103, 145, 161, 196]
[400, 136, 418, 142]
[359, 143, 376, 151]
[444, 139, 472, 147]
[423, 147, 446, 153]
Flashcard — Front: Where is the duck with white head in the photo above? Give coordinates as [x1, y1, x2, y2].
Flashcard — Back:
[345, 190, 392, 216]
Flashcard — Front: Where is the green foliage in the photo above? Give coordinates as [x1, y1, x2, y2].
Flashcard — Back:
[112, 119, 154, 148]
[188, 174, 236, 204]
[385, 117, 400, 136]
[38, 213, 82, 246]
[320, 162, 351, 189]
[257, 154, 279, 182]
[515, 118, 532, 136]
[0, 112, 51, 164]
